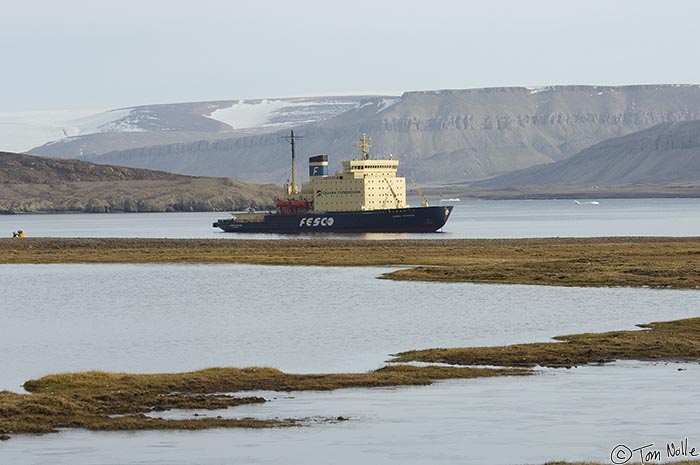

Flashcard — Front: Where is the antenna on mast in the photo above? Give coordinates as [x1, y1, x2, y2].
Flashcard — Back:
[355, 133, 371, 160]
[283, 130, 303, 195]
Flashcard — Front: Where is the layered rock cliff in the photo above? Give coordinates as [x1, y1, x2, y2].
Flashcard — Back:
[34, 85, 700, 186]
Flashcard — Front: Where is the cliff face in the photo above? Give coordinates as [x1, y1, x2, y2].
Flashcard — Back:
[478, 120, 700, 188]
[40, 85, 700, 186]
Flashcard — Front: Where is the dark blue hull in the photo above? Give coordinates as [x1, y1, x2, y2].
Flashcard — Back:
[213, 206, 453, 233]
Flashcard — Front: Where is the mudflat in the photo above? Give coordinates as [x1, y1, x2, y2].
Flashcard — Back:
[1, 237, 699, 288]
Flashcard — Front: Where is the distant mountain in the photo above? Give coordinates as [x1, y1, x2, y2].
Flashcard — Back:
[23, 95, 386, 155]
[27, 85, 700, 186]
[0, 152, 280, 213]
[478, 120, 700, 188]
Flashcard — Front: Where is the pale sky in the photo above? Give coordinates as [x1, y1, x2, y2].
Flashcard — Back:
[2, 0, 699, 111]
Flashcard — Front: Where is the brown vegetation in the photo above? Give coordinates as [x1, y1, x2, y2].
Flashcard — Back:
[392, 317, 700, 368]
[1, 237, 700, 289]
[0, 389, 276, 435]
[1, 365, 525, 439]
[2, 317, 697, 441]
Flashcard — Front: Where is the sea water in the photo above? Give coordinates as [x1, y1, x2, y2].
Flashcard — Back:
[1, 198, 699, 239]
[0, 264, 699, 464]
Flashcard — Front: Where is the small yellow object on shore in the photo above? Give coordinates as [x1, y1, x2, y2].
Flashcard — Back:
[12, 230, 25, 238]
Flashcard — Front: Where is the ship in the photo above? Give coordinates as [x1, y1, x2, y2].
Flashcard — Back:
[213, 132, 453, 233]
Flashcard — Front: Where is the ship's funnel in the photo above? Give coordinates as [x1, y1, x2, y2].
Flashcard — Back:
[309, 154, 328, 177]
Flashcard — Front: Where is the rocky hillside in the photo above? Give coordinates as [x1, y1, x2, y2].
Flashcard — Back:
[0, 152, 281, 213]
[30, 85, 700, 186]
[0, 151, 186, 184]
[478, 120, 700, 188]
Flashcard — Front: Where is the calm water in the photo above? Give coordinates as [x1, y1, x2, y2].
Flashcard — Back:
[0, 264, 698, 464]
[1, 198, 699, 238]
[3, 362, 699, 465]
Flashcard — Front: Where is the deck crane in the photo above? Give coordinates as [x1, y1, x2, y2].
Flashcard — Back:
[383, 178, 401, 208]
[410, 177, 429, 208]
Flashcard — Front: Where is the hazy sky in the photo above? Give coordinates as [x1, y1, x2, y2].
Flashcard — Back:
[2, 0, 699, 111]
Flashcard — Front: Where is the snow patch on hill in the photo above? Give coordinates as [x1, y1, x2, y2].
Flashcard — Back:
[4, 94, 393, 153]
[377, 98, 400, 112]
[0, 110, 104, 152]
[0, 108, 150, 152]
[207, 99, 290, 129]
[206, 98, 365, 129]
[71, 109, 135, 134]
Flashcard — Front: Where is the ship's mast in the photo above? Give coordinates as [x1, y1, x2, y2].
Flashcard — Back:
[283, 130, 302, 195]
[355, 133, 371, 160]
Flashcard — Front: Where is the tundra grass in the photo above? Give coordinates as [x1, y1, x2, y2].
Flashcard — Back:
[392, 317, 700, 368]
[3, 317, 699, 439]
[0, 365, 525, 439]
[1, 237, 700, 289]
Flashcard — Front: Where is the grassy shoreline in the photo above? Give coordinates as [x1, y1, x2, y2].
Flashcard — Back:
[2, 236, 700, 288]
[1, 365, 525, 438]
[2, 317, 699, 440]
[392, 317, 700, 367]
[3, 238, 698, 447]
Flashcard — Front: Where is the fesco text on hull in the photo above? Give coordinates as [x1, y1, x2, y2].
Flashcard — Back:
[214, 132, 453, 234]
[214, 205, 452, 233]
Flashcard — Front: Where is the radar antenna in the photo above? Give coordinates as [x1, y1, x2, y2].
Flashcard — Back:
[354, 133, 371, 160]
